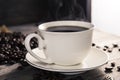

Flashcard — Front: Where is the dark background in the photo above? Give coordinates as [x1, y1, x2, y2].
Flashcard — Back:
[0, 0, 90, 26]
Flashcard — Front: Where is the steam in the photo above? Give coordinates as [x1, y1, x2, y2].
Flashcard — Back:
[54, 0, 86, 21]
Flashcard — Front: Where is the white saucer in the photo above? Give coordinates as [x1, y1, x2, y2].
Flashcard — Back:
[25, 48, 108, 73]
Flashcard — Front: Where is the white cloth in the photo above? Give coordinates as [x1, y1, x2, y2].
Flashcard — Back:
[93, 28, 120, 60]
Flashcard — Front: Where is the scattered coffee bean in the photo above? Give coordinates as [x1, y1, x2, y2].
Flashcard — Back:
[92, 43, 96, 47]
[111, 62, 115, 67]
[104, 45, 109, 49]
[117, 66, 120, 72]
[113, 44, 118, 48]
[105, 67, 113, 73]
[103, 48, 107, 51]
[107, 49, 112, 53]
[118, 49, 120, 52]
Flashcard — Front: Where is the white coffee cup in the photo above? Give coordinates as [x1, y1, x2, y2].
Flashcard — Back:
[24, 21, 94, 66]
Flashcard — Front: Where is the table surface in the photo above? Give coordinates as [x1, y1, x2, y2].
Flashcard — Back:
[1, 58, 120, 80]
[0, 24, 120, 80]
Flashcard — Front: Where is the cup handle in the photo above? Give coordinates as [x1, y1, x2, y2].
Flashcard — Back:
[24, 33, 53, 64]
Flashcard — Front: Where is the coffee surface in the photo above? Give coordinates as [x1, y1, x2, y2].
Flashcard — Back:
[46, 26, 89, 32]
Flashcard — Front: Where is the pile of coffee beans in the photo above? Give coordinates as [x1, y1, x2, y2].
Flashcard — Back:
[0, 32, 38, 65]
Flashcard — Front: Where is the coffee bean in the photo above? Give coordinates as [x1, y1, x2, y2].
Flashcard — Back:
[105, 67, 113, 73]
[118, 49, 120, 52]
[0, 32, 39, 65]
[117, 66, 120, 72]
[104, 45, 109, 49]
[103, 48, 107, 51]
[92, 43, 96, 46]
[107, 49, 112, 53]
[111, 62, 115, 67]
[0, 32, 27, 64]
[113, 44, 118, 48]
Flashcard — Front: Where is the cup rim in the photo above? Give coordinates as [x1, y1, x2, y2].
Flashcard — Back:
[38, 20, 94, 33]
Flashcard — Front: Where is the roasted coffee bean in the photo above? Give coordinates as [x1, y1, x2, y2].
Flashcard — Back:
[113, 44, 118, 48]
[103, 48, 107, 51]
[0, 32, 28, 64]
[118, 49, 120, 52]
[92, 43, 96, 46]
[105, 67, 113, 73]
[107, 49, 112, 53]
[0, 54, 6, 61]
[0, 32, 39, 65]
[117, 66, 120, 72]
[111, 62, 115, 67]
[104, 45, 109, 49]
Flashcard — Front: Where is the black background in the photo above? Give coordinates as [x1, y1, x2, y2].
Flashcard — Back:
[0, 0, 90, 26]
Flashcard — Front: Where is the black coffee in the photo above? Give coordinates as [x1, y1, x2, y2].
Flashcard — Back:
[46, 26, 89, 32]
